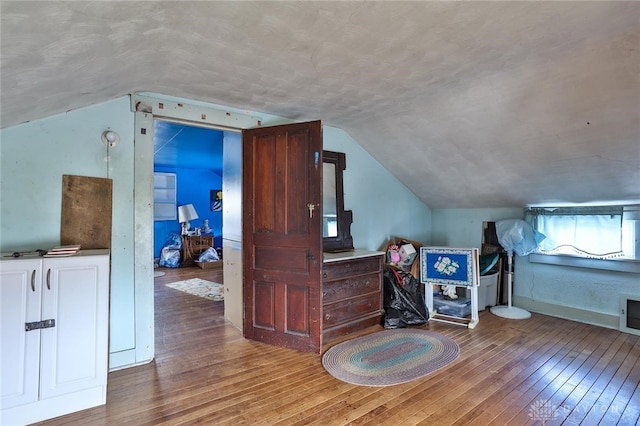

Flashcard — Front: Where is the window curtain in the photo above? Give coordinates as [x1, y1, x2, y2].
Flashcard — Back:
[526, 206, 624, 259]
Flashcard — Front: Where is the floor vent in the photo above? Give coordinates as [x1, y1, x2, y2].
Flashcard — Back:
[620, 295, 640, 336]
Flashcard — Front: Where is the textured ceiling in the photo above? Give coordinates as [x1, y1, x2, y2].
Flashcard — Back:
[1, 1, 639, 208]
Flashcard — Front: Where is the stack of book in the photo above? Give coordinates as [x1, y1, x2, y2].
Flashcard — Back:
[44, 245, 81, 257]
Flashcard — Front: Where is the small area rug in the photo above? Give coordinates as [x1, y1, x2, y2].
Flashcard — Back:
[322, 329, 459, 387]
[165, 278, 224, 301]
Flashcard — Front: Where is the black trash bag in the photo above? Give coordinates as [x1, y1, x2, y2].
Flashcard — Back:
[383, 266, 429, 329]
[159, 233, 182, 268]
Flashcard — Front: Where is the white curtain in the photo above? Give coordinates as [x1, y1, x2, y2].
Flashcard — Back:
[526, 206, 624, 259]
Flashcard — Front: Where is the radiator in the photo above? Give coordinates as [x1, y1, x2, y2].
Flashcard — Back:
[620, 294, 640, 336]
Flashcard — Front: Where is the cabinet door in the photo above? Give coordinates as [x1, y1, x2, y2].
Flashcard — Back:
[39, 255, 109, 400]
[0, 260, 42, 409]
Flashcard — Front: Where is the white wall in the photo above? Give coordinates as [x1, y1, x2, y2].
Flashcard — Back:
[0, 96, 138, 364]
[324, 127, 431, 249]
[1, 93, 433, 370]
[431, 208, 523, 248]
[431, 207, 640, 330]
[516, 256, 639, 328]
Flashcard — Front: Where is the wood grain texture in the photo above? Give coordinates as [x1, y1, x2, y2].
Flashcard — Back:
[60, 174, 112, 249]
[34, 265, 640, 426]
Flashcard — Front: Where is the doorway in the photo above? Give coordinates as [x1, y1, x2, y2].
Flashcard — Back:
[153, 119, 227, 313]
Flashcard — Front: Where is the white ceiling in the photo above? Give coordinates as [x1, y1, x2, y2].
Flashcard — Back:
[2, 1, 639, 208]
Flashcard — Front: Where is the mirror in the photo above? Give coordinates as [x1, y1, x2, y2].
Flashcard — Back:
[323, 150, 354, 252]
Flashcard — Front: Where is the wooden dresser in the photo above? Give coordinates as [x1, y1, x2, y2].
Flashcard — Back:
[322, 250, 384, 343]
[181, 235, 214, 267]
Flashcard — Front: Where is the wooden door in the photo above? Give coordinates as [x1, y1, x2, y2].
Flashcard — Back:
[243, 121, 323, 353]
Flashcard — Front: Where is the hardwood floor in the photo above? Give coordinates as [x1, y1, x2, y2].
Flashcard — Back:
[36, 266, 639, 425]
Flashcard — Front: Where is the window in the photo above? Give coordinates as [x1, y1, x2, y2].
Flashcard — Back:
[153, 172, 177, 221]
[525, 205, 640, 261]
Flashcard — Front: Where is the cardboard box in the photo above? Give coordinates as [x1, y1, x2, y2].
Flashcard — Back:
[379, 236, 423, 278]
[195, 260, 223, 270]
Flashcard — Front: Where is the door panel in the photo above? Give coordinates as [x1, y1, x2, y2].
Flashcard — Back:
[0, 260, 41, 409]
[40, 256, 109, 400]
[243, 121, 322, 353]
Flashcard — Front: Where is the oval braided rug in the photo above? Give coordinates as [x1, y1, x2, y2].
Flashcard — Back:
[322, 329, 459, 386]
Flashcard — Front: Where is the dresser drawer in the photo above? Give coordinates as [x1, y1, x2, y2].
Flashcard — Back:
[322, 273, 381, 304]
[189, 237, 213, 250]
[323, 293, 382, 328]
[322, 256, 381, 281]
[323, 313, 382, 343]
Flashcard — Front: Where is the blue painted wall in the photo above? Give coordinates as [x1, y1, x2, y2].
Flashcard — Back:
[153, 121, 224, 258]
[153, 167, 223, 257]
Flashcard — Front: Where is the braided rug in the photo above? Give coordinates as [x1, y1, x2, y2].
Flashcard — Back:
[322, 329, 459, 386]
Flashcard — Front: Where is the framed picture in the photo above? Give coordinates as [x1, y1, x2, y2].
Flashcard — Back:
[420, 246, 479, 287]
[210, 189, 222, 212]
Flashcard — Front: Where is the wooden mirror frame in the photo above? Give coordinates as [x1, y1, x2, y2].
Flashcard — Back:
[323, 150, 354, 252]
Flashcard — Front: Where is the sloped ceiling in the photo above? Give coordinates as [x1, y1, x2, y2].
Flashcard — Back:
[1, 1, 639, 208]
[154, 120, 223, 174]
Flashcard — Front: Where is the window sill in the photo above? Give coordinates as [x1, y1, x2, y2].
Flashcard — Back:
[529, 253, 640, 274]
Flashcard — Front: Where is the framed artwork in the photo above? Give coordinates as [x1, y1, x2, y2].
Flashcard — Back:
[210, 189, 222, 212]
[420, 246, 479, 287]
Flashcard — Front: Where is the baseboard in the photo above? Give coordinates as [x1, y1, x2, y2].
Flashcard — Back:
[2, 386, 106, 425]
[514, 296, 620, 330]
[109, 349, 154, 372]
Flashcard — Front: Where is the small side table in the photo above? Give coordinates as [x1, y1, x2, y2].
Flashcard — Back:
[181, 235, 214, 267]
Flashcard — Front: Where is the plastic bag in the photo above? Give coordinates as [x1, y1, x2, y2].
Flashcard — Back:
[198, 247, 220, 263]
[158, 233, 182, 268]
[383, 266, 428, 329]
[159, 247, 180, 268]
[163, 233, 182, 249]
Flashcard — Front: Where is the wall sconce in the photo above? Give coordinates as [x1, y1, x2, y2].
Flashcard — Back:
[101, 130, 120, 147]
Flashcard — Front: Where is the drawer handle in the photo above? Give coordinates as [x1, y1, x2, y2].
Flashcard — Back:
[46, 269, 51, 290]
[325, 314, 331, 321]
[367, 303, 372, 309]
[30, 270, 36, 292]
[323, 273, 327, 279]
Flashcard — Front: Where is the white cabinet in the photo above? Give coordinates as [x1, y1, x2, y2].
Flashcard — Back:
[0, 250, 110, 425]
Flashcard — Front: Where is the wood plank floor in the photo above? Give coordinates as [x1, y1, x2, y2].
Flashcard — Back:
[36, 266, 639, 425]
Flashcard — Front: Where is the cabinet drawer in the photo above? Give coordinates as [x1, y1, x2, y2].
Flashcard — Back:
[323, 293, 382, 328]
[189, 237, 213, 250]
[322, 256, 381, 281]
[322, 273, 381, 304]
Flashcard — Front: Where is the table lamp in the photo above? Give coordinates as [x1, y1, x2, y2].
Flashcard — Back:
[178, 204, 199, 235]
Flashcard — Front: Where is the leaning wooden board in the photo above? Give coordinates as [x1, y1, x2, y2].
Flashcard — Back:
[61, 174, 113, 249]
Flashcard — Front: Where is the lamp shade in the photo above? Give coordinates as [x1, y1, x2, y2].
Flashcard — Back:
[178, 204, 199, 223]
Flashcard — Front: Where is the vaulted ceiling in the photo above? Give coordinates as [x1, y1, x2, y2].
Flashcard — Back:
[1, 1, 638, 208]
